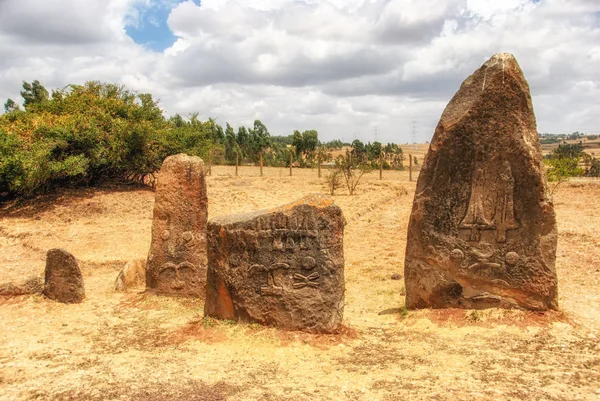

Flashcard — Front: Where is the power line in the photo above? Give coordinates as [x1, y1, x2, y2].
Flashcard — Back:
[412, 120, 418, 150]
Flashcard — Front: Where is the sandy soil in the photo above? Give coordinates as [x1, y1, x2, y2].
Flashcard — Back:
[0, 166, 599, 401]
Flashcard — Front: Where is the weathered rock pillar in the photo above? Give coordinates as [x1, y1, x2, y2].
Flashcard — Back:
[404, 53, 558, 311]
[146, 154, 208, 297]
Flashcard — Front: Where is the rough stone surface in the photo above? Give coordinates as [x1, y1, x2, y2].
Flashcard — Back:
[43, 249, 85, 303]
[404, 53, 558, 311]
[115, 259, 146, 292]
[204, 194, 345, 332]
[0, 276, 43, 296]
[146, 154, 208, 297]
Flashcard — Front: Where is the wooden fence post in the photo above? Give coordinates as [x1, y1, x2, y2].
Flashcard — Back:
[318, 152, 322, 178]
[259, 151, 263, 176]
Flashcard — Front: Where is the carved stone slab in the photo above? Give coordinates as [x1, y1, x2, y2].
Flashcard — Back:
[204, 194, 345, 332]
[146, 154, 208, 297]
[404, 53, 558, 311]
[43, 249, 85, 303]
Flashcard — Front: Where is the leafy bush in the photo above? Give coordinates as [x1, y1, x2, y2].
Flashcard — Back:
[0, 81, 216, 199]
[545, 143, 584, 194]
[334, 149, 372, 195]
[325, 170, 342, 195]
[587, 158, 600, 177]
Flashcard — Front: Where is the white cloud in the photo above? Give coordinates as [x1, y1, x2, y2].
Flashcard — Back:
[0, 0, 599, 142]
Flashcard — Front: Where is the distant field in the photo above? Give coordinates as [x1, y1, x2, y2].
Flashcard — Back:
[540, 137, 600, 157]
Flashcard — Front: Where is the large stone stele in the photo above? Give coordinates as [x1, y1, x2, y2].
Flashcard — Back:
[43, 249, 85, 303]
[146, 154, 208, 297]
[404, 53, 558, 311]
[204, 194, 345, 332]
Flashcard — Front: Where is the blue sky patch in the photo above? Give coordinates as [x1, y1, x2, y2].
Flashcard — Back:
[126, 0, 197, 52]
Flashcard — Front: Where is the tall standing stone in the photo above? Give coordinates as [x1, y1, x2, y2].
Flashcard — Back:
[204, 194, 345, 332]
[404, 53, 558, 311]
[43, 249, 85, 303]
[146, 154, 208, 297]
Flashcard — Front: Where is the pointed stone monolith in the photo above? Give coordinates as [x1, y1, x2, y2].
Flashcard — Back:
[404, 53, 558, 311]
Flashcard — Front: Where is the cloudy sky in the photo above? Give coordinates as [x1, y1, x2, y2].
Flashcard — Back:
[0, 0, 598, 143]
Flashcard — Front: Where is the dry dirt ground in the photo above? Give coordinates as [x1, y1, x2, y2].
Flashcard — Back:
[1, 166, 599, 401]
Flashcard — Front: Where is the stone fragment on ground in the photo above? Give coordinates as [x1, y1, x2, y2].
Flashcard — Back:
[0, 276, 43, 296]
[115, 259, 146, 292]
[43, 248, 85, 303]
[204, 194, 345, 332]
[404, 53, 558, 311]
[146, 154, 208, 297]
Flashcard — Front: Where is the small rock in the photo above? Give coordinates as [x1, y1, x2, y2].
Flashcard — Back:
[391, 273, 402, 280]
[43, 248, 85, 304]
[115, 259, 146, 292]
[0, 276, 43, 296]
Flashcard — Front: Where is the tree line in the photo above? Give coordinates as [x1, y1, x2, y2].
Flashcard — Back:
[1, 80, 405, 199]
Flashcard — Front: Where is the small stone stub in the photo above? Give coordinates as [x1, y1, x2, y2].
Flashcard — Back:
[0, 276, 43, 296]
[146, 154, 208, 297]
[404, 53, 558, 311]
[115, 259, 146, 292]
[204, 194, 345, 333]
[43, 248, 85, 303]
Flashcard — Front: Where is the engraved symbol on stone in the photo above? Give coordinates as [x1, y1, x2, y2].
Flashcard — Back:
[301, 256, 317, 270]
[285, 237, 296, 250]
[450, 249, 464, 264]
[249, 262, 291, 296]
[460, 159, 519, 242]
[273, 237, 284, 251]
[293, 272, 320, 289]
[460, 166, 493, 241]
[159, 261, 198, 290]
[505, 251, 519, 266]
[229, 254, 241, 267]
[468, 260, 502, 274]
[161, 230, 170, 240]
[182, 231, 193, 242]
[495, 161, 519, 243]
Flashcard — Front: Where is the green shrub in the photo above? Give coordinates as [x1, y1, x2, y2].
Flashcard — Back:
[0, 80, 218, 199]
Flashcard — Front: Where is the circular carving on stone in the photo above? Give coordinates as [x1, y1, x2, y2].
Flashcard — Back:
[505, 252, 520, 266]
[161, 230, 170, 240]
[229, 254, 241, 267]
[302, 256, 317, 270]
[450, 249, 464, 264]
[182, 231, 193, 242]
